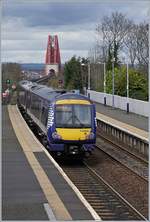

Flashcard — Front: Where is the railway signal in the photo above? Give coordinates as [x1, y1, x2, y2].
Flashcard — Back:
[6, 79, 11, 84]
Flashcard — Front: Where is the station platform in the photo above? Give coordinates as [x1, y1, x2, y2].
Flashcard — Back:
[2, 105, 99, 221]
[95, 102, 148, 141]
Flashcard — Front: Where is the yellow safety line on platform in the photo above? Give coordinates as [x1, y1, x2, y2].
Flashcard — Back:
[96, 112, 148, 142]
[8, 105, 72, 221]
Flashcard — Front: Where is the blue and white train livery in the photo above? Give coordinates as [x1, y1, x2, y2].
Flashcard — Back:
[18, 81, 96, 157]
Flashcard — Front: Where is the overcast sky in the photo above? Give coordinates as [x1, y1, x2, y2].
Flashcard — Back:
[1, 0, 149, 64]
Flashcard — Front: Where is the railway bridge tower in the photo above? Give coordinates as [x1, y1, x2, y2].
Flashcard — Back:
[45, 35, 61, 76]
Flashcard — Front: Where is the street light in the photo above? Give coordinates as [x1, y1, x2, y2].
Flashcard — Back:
[81, 62, 90, 96]
[120, 61, 129, 113]
[111, 57, 115, 108]
[98, 62, 106, 105]
[103, 63, 106, 105]
[81, 63, 85, 95]
[88, 61, 91, 91]
[126, 62, 129, 113]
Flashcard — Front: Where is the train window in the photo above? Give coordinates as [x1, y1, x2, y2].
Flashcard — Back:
[27, 92, 31, 109]
[30, 94, 41, 119]
[55, 105, 73, 127]
[41, 106, 48, 126]
[20, 90, 26, 105]
[55, 104, 91, 128]
[74, 105, 91, 127]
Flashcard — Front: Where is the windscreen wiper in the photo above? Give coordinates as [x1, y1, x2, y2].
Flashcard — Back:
[73, 115, 85, 127]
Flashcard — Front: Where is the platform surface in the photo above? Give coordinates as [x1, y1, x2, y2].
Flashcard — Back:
[2, 105, 96, 221]
[95, 102, 148, 131]
[2, 106, 49, 220]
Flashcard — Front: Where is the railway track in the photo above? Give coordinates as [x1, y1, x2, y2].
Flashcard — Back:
[96, 133, 148, 181]
[60, 161, 146, 221]
[97, 127, 148, 163]
[19, 106, 148, 220]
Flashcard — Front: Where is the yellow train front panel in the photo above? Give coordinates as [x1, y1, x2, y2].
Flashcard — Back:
[56, 128, 91, 140]
[55, 99, 91, 105]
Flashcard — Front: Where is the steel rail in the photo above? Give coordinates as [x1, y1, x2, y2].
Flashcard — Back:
[84, 162, 147, 221]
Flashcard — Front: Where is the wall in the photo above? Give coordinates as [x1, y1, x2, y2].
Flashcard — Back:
[87, 90, 149, 117]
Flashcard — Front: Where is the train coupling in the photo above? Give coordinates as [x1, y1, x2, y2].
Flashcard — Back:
[65, 145, 82, 155]
[69, 145, 80, 155]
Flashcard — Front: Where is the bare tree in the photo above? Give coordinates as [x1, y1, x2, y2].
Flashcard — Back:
[136, 22, 148, 68]
[124, 22, 148, 72]
[124, 24, 138, 67]
[96, 12, 132, 63]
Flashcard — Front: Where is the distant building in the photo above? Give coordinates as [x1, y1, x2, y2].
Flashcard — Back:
[45, 35, 61, 76]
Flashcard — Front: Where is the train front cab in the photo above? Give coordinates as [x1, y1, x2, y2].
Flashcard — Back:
[47, 99, 96, 157]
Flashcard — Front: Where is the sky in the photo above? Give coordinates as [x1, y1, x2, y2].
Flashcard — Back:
[1, 0, 150, 64]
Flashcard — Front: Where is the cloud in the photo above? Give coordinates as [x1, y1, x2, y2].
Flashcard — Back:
[2, 1, 104, 27]
[1, 50, 45, 63]
[2, 49, 88, 63]
[2, 0, 149, 63]
[2, 0, 149, 28]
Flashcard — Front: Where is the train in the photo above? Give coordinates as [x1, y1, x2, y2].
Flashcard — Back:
[18, 80, 96, 157]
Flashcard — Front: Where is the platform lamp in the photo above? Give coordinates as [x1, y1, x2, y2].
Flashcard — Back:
[87, 61, 91, 91]
[111, 57, 115, 108]
[81, 63, 85, 95]
[126, 62, 129, 113]
[122, 57, 129, 113]
[103, 63, 106, 105]
[98, 62, 106, 105]
[87, 61, 91, 99]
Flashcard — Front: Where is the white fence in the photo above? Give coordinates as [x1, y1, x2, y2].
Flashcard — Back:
[87, 90, 149, 117]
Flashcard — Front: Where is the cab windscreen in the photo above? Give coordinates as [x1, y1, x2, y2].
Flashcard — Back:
[55, 104, 91, 128]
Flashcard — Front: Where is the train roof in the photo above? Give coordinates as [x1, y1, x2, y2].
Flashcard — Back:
[31, 86, 92, 103]
[29, 83, 67, 101]
[19, 80, 92, 103]
[55, 92, 92, 102]
[19, 80, 36, 90]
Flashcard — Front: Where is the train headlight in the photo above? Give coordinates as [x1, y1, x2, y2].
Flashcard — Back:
[86, 132, 95, 140]
[52, 132, 62, 139]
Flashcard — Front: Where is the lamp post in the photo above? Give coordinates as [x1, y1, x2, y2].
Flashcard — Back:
[81, 63, 84, 94]
[120, 60, 129, 113]
[88, 61, 91, 90]
[111, 57, 115, 108]
[81, 62, 90, 96]
[98, 62, 106, 105]
[126, 62, 129, 113]
[103, 62, 106, 105]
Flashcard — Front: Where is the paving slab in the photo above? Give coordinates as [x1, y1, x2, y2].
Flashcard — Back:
[95, 102, 148, 131]
[2, 105, 49, 220]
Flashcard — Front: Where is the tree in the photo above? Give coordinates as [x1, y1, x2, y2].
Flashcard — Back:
[64, 56, 82, 91]
[124, 24, 138, 67]
[136, 22, 148, 73]
[96, 12, 132, 66]
[47, 72, 64, 89]
[124, 22, 148, 74]
[113, 39, 120, 67]
[2, 63, 21, 92]
[106, 42, 113, 71]
[106, 66, 148, 101]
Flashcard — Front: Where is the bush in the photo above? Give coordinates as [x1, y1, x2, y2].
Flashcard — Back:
[106, 66, 148, 101]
